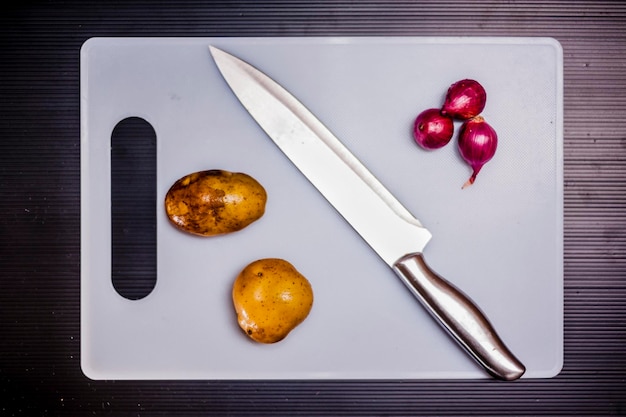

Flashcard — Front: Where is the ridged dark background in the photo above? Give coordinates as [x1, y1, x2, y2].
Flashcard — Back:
[1, 1, 625, 415]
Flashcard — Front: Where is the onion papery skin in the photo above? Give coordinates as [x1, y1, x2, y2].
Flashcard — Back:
[442, 79, 487, 120]
[458, 116, 498, 188]
[412, 108, 454, 150]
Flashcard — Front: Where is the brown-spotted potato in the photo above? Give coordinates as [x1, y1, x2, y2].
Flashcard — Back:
[164, 169, 267, 236]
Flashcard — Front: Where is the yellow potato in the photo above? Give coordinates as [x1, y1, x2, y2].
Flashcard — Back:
[232, 258, 314, 344]
[164, 170, 267, 236]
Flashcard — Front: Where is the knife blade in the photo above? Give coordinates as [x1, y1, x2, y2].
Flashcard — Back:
[210, 45, 525, 381]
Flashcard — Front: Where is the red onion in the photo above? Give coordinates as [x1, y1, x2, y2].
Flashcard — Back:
[442, 79, 487, 120]
[412, 108, 454, 150]
[458, 116, 497, 189]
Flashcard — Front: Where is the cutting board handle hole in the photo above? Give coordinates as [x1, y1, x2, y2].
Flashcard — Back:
[111, 117, 157, 300]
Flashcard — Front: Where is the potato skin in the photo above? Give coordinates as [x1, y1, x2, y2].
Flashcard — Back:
[232, 258, 314, 344]
[164, 170, 267, 236]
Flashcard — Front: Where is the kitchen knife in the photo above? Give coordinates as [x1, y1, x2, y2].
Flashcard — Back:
[210, 45, 525, 381]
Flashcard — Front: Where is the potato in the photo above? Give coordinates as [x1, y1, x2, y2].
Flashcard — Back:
[164, 170, 267, 236]
[232, 258, 314, 344]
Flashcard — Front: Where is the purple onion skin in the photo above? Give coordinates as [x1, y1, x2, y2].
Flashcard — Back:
[412, 108, 454, 150]
[442, 79, 487, 120]
[458, 116, 498, 188]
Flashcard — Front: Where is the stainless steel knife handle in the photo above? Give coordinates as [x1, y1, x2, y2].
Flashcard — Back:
[393, 253, 526, 381]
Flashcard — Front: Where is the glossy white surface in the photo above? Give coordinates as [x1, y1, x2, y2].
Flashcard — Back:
[81, 37, 563, 379]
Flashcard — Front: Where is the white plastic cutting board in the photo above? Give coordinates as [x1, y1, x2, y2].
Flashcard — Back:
[80, 37, 563, 380]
